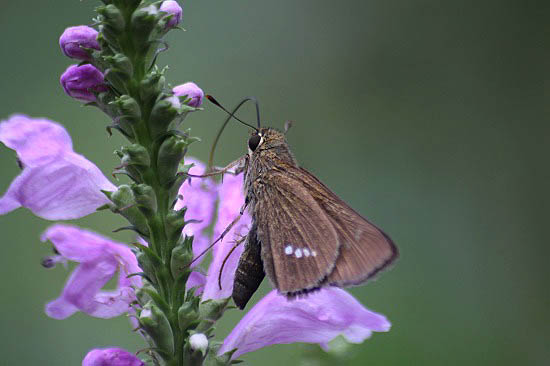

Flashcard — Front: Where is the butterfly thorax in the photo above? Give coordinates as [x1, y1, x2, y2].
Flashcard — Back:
[244, 128, 297, 206]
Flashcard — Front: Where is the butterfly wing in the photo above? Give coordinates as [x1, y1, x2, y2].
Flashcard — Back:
[292, 167, 398, 286]
[252, 170, 341, 294]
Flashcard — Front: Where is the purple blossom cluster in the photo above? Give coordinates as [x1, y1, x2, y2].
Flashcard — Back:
[0, 115, 391, 363]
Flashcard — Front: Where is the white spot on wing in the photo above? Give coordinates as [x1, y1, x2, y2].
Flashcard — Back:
[285, 245, 293, 255]
[295, 248, 303, 258]
[303, 248, 311, 257]
[311, 250, 317, 257]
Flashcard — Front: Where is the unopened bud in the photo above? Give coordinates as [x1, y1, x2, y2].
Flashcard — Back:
[157, 136, 187, 186]
[132, 184, 157, 216]
[131, 5, 160, 46]
[189, 333, 208, 355]
[173, 82, 204, 108]
[160, 1, 183, 29]
[97, 5, 125, 33]
[139, 304, 174, 355]
[60, 64, 107, 102]
[149, 97, 180, 137]
[59, 26, 100, 60]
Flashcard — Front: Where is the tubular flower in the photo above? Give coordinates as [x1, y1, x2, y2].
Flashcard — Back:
[202, 173, 251, 300]
[0, 115, 115, 220]
[42, 224, 142, 319]
[175, 158, 218, 265]
[219, 288, 391, 358]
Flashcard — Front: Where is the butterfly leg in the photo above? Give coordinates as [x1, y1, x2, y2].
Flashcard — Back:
[185, 155, 246, 178]
[188, 201, 248, 266]
[217, 234, 247, 290]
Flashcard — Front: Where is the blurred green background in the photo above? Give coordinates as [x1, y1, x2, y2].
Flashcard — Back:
[0, 0, 547, 365]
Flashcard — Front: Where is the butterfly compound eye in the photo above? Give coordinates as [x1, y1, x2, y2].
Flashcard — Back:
[248, 134, 261, 151]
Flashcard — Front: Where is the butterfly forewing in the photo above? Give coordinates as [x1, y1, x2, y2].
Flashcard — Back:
[253, 170, 341, 294]
[292, 167, 398, 286]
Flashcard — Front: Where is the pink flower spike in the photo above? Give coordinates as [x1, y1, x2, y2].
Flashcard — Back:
[41, 224, 142, 319]
[0, 115, 115, 220]
[175, 158, 218, 265]
[219, 288, 391, 358]
[82, 347, 144, 366]
[202, 173, 251, 300]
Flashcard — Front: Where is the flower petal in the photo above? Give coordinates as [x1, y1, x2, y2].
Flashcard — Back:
[219, 288, 391, 358]
[82, 347, 144, 366]
[175, 157, 218, 263]
[0, 115, 115, 219]
[42, 224, 141, 319]
[45, 261, 117, 319]
[0, 114, 73, 166]
[187, 271, 206, 294]
[0, 153, 115, 220]
[202, 173, 251, 300]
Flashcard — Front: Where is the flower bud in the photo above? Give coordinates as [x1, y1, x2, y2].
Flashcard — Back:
[170, 236, 193, 279]
[131, 5, 160, 46]
[120, 144, 150, 167]
[60, 64, 107, 102]
[108, 185, 149, 236]
[82, 347, 144, 366]
[173, 82, 204, 108]
[178, 301, 200, 331]
[111, 95, 141, 125]
[97, 5, 125, 33]
[116, 143, 149, 180]
[103, 54, 133, 91]
[199, 298, 230, 324]
[59, 26, 100, 60]
[157, 135, 187, 186]
[149, 96, 180, 137]
[140, 70, 165, 105]
[139, 303, 174, 355]
[135, 252, 157, 286]
[132, 184, 157, 216]
[189, 333, 208, 355]
[160, 1, 183, 29]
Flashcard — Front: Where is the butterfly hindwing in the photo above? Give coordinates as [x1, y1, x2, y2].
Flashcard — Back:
[252, 170, 341, 294]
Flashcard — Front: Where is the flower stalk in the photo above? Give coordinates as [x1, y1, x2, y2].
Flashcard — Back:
[77, 1, 214, 364]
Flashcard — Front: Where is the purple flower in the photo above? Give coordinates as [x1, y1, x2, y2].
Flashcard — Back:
[42, 224, 142, 319]
[219, 288, 391, 358]
[160, 0, 183, 28]
[59, 25, 100, 60]
[60, 64, 107, 102]
[0, 115, 115, 220]
[175, 158, 218, 265]
[82, 347, 143, 366]
[173, 82, 204, 108]
[202, 173, 251, 300]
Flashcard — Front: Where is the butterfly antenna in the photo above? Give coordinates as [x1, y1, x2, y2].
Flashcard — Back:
[207, 95, 260, 170]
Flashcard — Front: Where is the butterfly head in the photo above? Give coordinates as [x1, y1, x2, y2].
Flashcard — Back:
[247, 128, 287, 155]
